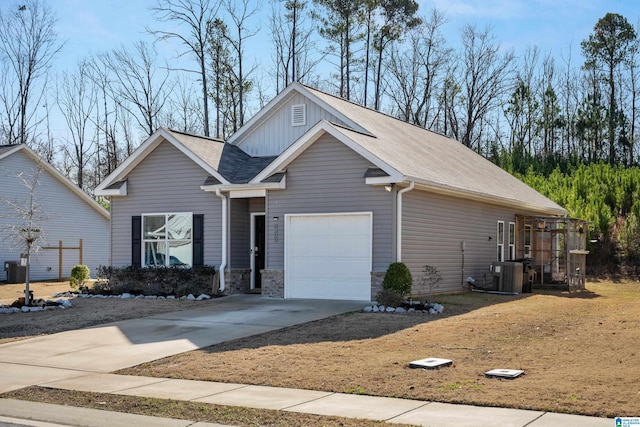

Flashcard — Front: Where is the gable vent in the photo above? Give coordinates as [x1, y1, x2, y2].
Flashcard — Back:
[291, 104, 306, 127]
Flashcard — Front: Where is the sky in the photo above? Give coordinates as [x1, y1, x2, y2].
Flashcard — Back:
[32, 0, 640, 139]
[46, 0, 640, 73]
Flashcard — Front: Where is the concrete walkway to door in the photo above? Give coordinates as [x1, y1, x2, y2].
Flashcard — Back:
[0, 294, 365, 391]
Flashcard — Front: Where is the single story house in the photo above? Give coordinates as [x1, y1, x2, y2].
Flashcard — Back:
[95, 82, 567, 301]
[0, 144, 110, 282]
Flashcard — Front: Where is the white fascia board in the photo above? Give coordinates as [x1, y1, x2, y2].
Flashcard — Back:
[95, 128, 230, 193]
[230, 82, 369, 148]
[365, 175, 405, 185]
[407, 176, 568, 217]
[15, 145, 110, 219]
[94, 181, 127, 197]
[0, 145, 22, 161]
[95, 128, 167, 192]
[200, 180, 285, 194]
[229, 189, 266, 199]
[251, 121, 401, 184]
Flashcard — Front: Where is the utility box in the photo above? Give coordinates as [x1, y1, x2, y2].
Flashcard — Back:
[493, 262, 523, 293]
[4, 261, 27, 284]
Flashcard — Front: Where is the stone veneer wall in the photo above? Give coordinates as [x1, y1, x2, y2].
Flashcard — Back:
[371, 271, 385, 300]
[261, 269, 284, 298]
[226, 269, 251, 295]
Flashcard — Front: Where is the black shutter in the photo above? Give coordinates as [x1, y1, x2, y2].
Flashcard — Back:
[193, 214, 204, 267]
[132, 216, 141, 267]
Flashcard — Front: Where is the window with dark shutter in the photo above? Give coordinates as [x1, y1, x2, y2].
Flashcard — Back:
[193, 214, 204, 267]
[132, 216, 142, 267]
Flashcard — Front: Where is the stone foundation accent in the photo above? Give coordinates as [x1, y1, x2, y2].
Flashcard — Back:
[226, 269, 251, 295]
[261, 269, 284, 298]
[371, 271, 385, 300]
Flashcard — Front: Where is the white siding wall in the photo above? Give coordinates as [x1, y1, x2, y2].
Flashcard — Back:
[236, 93, 347, 157]
[267, 135, 393, 272]
[110, 141, 221, 267]
[0, 151, 109, 281]
[402, 189, 528, 293]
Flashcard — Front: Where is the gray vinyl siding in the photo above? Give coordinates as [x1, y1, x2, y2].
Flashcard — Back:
[266, 135, 393, 271]
[110, 140, 221, 267]
[401, 190, 528, 293]
[0, 150, 109, 281]
[229, 198, 265, 269]
[236, 93, 348, 157]
[230, 198, 249, 268]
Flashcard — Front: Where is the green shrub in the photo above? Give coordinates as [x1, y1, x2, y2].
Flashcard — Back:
[70, 264, 90, 289]
[382, 262, 413, 297]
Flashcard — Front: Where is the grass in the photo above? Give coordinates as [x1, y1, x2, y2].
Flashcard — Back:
[2, 279, 639, 423]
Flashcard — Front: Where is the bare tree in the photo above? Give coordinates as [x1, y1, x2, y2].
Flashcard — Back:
[457, 24, 514, 151]
[57, 60, 97, 191]
[313, 0, 365, 100]
[270, 0, 322, 91]
[104, 41, 173, 137]
[0, 164, 47, 306]
[0, 0, 62, 147]
[220, 0, 261, 130]
[385, 9, 449, 128]
[148, 0, 221, 137]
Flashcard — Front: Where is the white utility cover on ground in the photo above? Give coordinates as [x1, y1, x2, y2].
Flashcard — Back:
[485, 369, 525, 379]
[409, 358, 453, 369]
[285, 213, 372, 300]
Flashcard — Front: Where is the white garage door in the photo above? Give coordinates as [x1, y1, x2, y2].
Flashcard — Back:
[285, 213, 372, 300]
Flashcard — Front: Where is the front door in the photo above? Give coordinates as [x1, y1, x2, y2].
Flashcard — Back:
[251, 214, 266, 289]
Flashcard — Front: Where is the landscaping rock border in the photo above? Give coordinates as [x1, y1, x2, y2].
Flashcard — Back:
[0, 292, 213, 315]
[363, 302, 444, 314]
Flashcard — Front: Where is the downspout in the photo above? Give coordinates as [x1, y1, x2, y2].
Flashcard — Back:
[215, 189, 227, 291]
[396, 181, 415, 262]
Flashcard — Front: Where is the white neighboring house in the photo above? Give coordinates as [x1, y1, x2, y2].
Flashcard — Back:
[0, 144, 110, 282]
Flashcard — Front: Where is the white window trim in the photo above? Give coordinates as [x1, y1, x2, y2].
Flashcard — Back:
[497, 221, 505, 262]
[142, 212, 193, 267]
[524, 224, 532, 258]
[508, 222, 515, 260]
[291, 104, 306, 126]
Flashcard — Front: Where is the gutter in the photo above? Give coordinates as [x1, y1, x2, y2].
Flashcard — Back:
[396, 181, 415, 261]
[215, 189, 227, 292]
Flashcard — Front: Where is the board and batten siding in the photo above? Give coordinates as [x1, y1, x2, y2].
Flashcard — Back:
[266, 135, 393, 271]
[0, 150, 109, 281]
[236, 93, 348, 157]
[402, 189, 528, 293]
[110, 140, 221, 267]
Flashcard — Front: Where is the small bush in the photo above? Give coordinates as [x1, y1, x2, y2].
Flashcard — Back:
[70, 264, 90, 289]
[419, 264, 443, 304]
[374, 288, 404, 307]
[382, 262, 413, 297]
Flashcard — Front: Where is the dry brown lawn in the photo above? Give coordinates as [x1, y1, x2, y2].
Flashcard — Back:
[119, 280, 640, 418]
[0, 281, 215, 344]
[2, 279, 639, 419]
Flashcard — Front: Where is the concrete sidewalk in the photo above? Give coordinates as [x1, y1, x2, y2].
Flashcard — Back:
[0, 373, 612, 427]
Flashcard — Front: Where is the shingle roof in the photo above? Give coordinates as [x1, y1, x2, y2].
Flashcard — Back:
[166, 129, 275, 184]
[300, 85, 566, 215]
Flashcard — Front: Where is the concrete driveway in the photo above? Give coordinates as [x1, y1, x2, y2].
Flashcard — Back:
[0, 295, 365, 393]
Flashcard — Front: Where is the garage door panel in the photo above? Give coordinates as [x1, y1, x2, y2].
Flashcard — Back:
[286, 213, 372, 301]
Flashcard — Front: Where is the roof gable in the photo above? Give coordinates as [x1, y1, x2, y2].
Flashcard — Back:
[95, 128, 230, 194]
[0, 144, 109, 219]
[228, 82, 370, 156]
